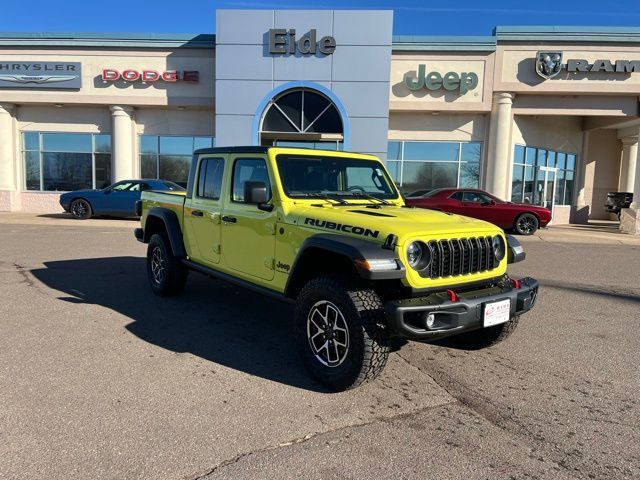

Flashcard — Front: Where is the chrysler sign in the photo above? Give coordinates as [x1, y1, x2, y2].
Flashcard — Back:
[0, 61, 81, 89]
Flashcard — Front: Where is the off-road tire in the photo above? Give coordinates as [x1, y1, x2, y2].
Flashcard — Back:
[514, 213, 539, 235]
[294, 275, 390, 392]
[147, 233, 188, 297]
[70, 199, 92, 219]
[448, 316, 520, 350]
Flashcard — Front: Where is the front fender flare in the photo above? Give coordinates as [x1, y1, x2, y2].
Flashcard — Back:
[284, 233, 405, 296]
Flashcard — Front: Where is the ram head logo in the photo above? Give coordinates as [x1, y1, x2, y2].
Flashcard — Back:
[535, 52, 563, 80]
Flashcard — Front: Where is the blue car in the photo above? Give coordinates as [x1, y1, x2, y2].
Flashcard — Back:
[59, 179, 185, 219]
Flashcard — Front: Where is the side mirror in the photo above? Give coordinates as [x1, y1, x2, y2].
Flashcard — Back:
[482, 200, 496, 206]
[244, 181, 269, 205]
[104, 188, 112, 194]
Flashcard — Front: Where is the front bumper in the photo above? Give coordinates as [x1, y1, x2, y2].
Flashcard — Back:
[385, 277, 538, 340]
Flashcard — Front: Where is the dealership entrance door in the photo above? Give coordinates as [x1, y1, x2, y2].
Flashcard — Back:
[534, 166, 557, 211]
[258, 87, 344, 150]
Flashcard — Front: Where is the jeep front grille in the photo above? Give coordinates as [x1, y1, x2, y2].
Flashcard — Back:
[423, 236, 497, 279]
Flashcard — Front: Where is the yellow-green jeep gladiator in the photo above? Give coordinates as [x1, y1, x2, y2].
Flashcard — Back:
[135, 146, 538, 391]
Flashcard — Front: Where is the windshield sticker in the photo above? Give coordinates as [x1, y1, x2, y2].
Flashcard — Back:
[304, 218, 379, 238]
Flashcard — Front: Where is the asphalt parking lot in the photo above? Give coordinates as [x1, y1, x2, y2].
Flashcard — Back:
[1, 217, 639, 480]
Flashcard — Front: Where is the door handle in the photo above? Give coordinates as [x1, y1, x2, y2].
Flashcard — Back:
[192, 210, 204, 217]
[222, 215, 237, 224]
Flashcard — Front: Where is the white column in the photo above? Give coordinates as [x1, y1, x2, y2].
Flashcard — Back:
[620, 138, 640, 234]
[619, 136, 638, 193]
[0, 103, 16, 191]
[485, 93, 515, 201]
[110, 106, 135, 182]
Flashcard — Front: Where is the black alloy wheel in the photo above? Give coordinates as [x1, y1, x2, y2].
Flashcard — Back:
[70, 199, 92, 219]
[514, 213, 539, 235]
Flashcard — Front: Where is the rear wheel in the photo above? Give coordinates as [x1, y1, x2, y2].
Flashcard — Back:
[70, 199, 92, 219]
[447, 316, 520, 350]
[514, 213, 539, 235]
[294, 276, 390, 391]
[147, 233, 188, 297]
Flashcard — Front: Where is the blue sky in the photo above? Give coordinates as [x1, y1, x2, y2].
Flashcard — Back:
[1, 0, 639, 36]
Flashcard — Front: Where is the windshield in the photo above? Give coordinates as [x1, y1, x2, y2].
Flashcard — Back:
[276, 154, 399, 200]
[162, 181, 185, 191]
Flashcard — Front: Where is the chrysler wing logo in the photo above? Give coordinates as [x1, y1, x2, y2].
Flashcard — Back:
[535, 52, 563, 79]
[0, 74, 78, 84]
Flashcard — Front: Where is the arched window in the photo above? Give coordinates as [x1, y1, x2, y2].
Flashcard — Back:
[259, 88, 343, 149]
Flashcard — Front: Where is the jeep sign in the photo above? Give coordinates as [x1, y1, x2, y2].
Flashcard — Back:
[404, 65, 478, 95]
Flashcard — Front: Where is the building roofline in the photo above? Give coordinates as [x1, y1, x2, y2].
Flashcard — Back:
[0, 32, 216, 49]
[494, 26, 640, 43]
[2, 26, 640, 50]
[392, 35, 496, 52]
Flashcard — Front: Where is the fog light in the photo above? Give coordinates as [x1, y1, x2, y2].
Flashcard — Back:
[425, 313, 436, 329]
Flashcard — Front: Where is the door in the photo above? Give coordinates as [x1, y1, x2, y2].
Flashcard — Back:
[460, 191, 504, 226]
[183, 156, 225, 266]
[101, 181, 140, 214]
[220, 156, 276, 281]
[535, 167, 557, 211]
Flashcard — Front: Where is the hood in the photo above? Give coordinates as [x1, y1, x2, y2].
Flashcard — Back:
[291, 204, 501, 243]
[61, 189, 99, 197]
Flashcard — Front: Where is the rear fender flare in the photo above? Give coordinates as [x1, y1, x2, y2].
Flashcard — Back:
[143, 207, 186, 258]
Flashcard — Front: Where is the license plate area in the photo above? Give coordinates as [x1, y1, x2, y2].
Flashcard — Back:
[483, 299, 511, 327]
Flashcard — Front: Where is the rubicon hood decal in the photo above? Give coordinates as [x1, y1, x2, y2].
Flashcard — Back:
[304, 218, 380, 238]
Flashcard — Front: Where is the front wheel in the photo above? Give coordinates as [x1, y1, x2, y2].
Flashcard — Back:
[514, 213, 539, 235]
[447, 316, 520, 350]
[147, 233, 188, 297]
[70, 199, 92, 219]
[294, 276, 390, 391]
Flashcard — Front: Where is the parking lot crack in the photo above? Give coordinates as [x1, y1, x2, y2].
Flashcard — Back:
[394, 352, 586, 479]
[188, 402, 453, 479]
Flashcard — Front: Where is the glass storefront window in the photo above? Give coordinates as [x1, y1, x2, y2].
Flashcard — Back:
[139, 135, 215, 187]
[386, 140, 482, 195]
[22, 132, 111, 191]
[511, 144, 577, 206]
[403, 142, 459, 161]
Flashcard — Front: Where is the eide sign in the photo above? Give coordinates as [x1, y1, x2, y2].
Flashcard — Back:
[268, 29, 336, 55]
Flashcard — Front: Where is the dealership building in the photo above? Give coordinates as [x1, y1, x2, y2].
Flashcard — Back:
[1, 10, 640, 232]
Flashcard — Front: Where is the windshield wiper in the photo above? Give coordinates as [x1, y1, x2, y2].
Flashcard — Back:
[295, 192, 349, 205]
[346, 191, 391, 205]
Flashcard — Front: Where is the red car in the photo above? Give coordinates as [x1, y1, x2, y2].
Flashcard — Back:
[405, 188, 552, 235]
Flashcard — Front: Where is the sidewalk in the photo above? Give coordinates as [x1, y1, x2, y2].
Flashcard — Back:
[522, 222, 640, 246]
[0, 212, 137, 229]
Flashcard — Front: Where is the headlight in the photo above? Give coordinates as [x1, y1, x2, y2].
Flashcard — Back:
[406, 241, 431, 271]
[492, 235, 506, 262]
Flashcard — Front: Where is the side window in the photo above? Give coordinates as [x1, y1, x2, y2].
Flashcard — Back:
[462, 191, 491, 203]
[129, 183, 141, 192]
[112, 181, 134, 191]
[449, 191, 463, 201]
[232, 158, 271, 203]
[197, 158, 225, 200]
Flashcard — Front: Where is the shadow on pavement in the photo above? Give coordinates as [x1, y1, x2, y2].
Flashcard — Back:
[31, 256, 328, 392]
[38, 213, 139, 222]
